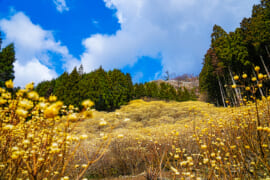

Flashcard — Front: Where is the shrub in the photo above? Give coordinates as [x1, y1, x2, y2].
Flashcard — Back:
[0, 81, 110, 180]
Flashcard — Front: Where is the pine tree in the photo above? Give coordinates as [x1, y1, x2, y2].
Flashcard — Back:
[54, 72, 69, 102]
[35, 80, 55, 98]
[89, 67, 111, 111]
[66, 67, 81, 107]
[108, 69, 132, 110]
[134, 83, 146, 99]
[159, 82, 169, 100]
[125, 73, 134, 101]
[0, 40, 16, 87]
[145, 82, 159, 98]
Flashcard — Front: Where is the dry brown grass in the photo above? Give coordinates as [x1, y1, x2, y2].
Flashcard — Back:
[71, 100, 234, 179]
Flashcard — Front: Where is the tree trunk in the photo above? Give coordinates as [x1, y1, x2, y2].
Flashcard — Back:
[229, 67, 242, 105]
[260, 55, 270, 79]
[265, 45, 270, 59]
[217, 76, 226, 107]
[232, 92, 237, 107]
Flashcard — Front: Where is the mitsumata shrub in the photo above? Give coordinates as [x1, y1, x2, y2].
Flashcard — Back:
[0, 81, 110, 180]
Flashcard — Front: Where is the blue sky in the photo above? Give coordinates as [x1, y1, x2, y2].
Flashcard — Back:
[0, 0, 259, 86]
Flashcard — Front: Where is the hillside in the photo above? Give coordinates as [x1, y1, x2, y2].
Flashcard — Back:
[1, 80, 270, 179]
[70, 98, 270, 179]
[152, 78, 200, 96]
[153, 79, 199, 90]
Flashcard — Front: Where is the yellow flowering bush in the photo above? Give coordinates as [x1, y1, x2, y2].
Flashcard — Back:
[0, 81, 110, 180]
[73, 67, 270, 179]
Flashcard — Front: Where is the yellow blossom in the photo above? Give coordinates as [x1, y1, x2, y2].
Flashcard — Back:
[62, 176, 69, 180]
[0, 98, 7, 105]
[49, 95, 57, 102]
[99, 119, 107, 126]
[254, 66, 260, 72]
[233, 75, 239, 81]
[252, 77, 257, 82]
[180, 161, 188, 166]
[201, 144, 207, 149]
[16, 108, 28, 118]
[82, 164, 88, 168]
[67, 113, 78, 122]
[5, 80, 13, 88]
[117, 134, 124, 138]
[44, 101, 63, 118]
[258, 73, 264, 80]
[80, 134, 88, 140]
[203, 158, 209, 164]
[82, 99, 94, 108]
[25, 82, 34, 91]
[83, 110, 93, 119]
[170, 166, 180, 175]
[18, 99, 33, 110]
[27, 91, 39, 101]
[2, 92, 11, 99]
[174, 154, 179, 159]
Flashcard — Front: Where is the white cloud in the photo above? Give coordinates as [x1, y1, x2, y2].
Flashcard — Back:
[14, 59, 57, 87]
[0, 12, 69, 64]
[0, 12, 77, 86]
[80, 0, 259, 75]
[53, 0, 69, 13]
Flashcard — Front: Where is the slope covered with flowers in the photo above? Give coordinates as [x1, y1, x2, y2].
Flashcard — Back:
[1, 77, 270, 179]
[75, 96, 270, 179]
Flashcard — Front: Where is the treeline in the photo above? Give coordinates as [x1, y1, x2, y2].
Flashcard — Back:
[36, 66, 133, 111]
[36, 66, 197, 111]
[134, 82, 197, 102]
[199, 0, 270, 106]
[0, 32, 16, 87]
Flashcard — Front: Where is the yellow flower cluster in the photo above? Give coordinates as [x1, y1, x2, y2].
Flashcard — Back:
[0, 80, 102, 179]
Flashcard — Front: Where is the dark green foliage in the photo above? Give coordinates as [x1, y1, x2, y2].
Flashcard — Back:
[145, 82, 159, 98]
[0, 40, 16, 87]
[53, 72, 69, 102]
[36, 67, 134, 111]
[200, 0, 270, 106]
[89, 67, 111, 111]
[35, 80, 55, 98]
[135, 81, 197, 102]
[134, 83, 146, 99]
[65, 68, 82, 107]
[199, 49, 222, 104]
[159, 82, 170, 100]
[108, 69, 133, 110]
[36, 67, 197, 111]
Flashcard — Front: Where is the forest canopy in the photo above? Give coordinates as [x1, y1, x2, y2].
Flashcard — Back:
[199, 0, 270, 106]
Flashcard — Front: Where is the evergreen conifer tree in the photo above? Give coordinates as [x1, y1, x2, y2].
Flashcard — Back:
[0, 33, 16, 87]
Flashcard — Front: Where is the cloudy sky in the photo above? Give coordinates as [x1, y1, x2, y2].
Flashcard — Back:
[0, 0, 259, 86]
